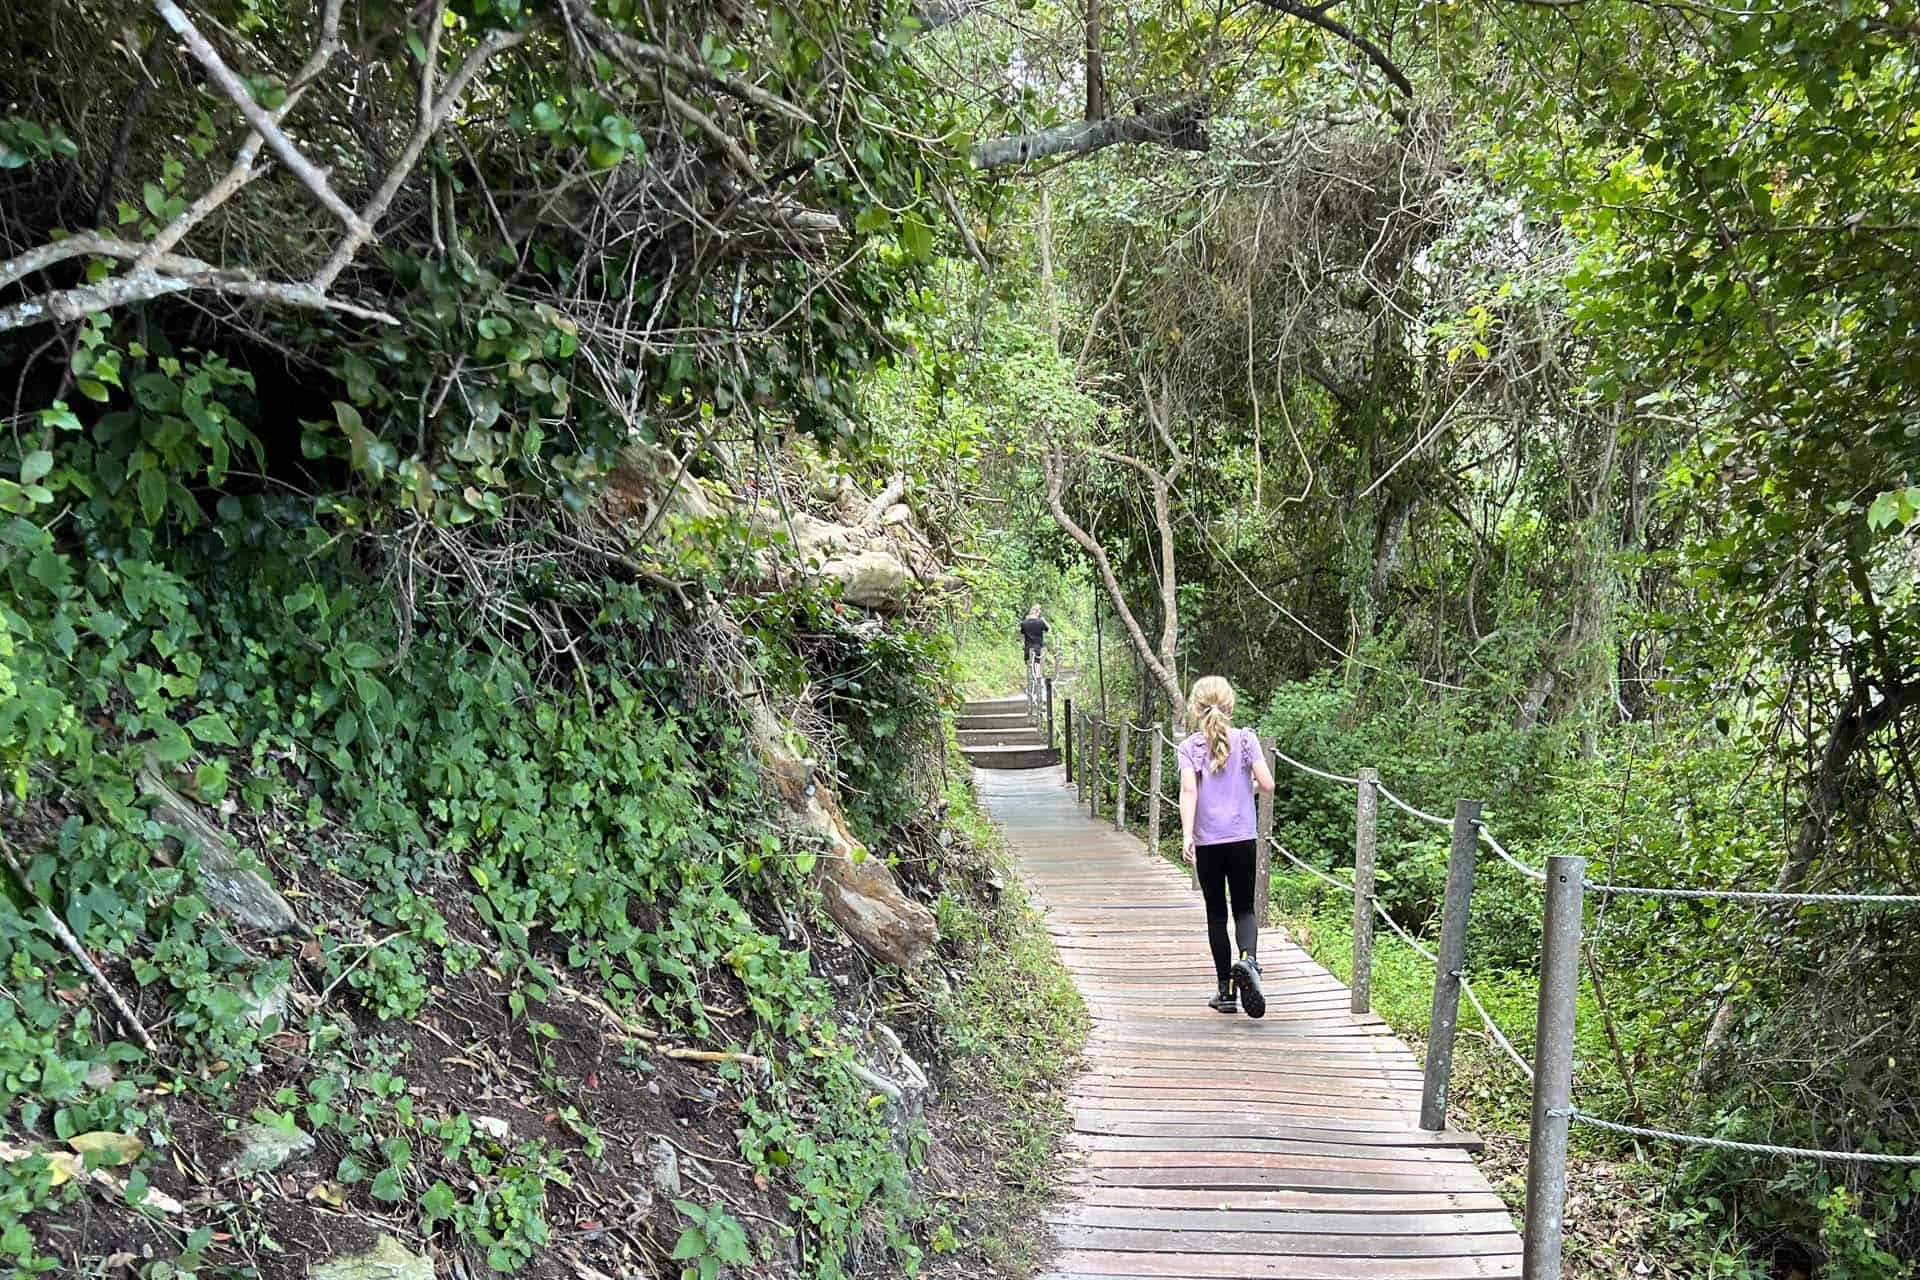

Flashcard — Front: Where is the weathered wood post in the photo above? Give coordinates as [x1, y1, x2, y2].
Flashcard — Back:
[1084, 715, 1095, 811]
[1523, 855, 1586, 1280]
[1254, 735, 1276, 921]
[1089, 719, 1104, 818]
[1146, 731, 1164, 857]
[1114, 720, 1130, 830]
[1420, 798, 1482, 1132]
[1078, 715, 1088, 810]
[1045, 677, 1056, 751]
[1062, 696, 1074, 785]
[1351, 766, 1379, 1016]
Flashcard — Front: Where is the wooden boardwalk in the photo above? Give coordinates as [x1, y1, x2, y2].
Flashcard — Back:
[976, 766, 1523, 1279]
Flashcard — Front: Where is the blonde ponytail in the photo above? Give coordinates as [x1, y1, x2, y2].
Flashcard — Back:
[1189, 676, 1237, 773]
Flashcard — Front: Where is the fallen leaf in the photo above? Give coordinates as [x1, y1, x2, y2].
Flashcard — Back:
[68, 1131, 145, 1166]
[307, 1180, 349, 1207]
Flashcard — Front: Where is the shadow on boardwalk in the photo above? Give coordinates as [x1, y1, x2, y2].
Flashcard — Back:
[976, 765, 1524, 1280]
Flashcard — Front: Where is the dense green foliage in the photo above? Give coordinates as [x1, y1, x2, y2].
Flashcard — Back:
[0, 1, 1086, 1277]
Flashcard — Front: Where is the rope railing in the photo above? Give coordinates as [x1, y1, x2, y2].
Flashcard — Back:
[1587, 880, 1920, 906]
[1277, 754, 1920, 907]
[1248, 732, 1920, 1190]
[1267, 743, 1362, 787]
[1269, 839, 1537, 1082]
[1477, 824, 1548, 883]
[1561, 1110, 1920, 1166]
[1375, 779, 1451, 827]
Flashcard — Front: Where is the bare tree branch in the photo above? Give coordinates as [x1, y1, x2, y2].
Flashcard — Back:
[0, 235, 399, 332]
[1041, 433, 1187, 714]
[151, 0, 369, 231]
[313, 24, 532, 288]
[562, 0, 817, 124]
[1254, 0, 1413, 97]
[973, 102, 1209, 171]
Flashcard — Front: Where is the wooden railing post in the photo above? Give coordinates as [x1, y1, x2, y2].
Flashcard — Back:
[1076, 715, 1086, 807]
[1045, 677, 1056, 750]
[1062, 696, 1074, 785]
[1114, 721, 1130, 830]
[1254, 734, 1275, 922]
[1522, 855, 1586, 1280]
[1089, 719, 1103, 818]
[1146, 731, 1163, 857]
[1083, 715, 1093, 810]
[1351, 766, 1379, 1016]
[1420, 798, 1482, 1132]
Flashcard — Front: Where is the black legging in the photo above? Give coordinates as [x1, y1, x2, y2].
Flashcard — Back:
[1196, 838, 1259, 983]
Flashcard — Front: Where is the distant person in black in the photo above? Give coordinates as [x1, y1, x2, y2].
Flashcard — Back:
[1020, 605, 1048, 676]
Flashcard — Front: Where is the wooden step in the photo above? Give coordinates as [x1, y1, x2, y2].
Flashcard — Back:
[959, 728, 1050, 748]
[957, 713, 1033, 732]
[964, 744, 1061, 770]
[961, 696, 1030, 717]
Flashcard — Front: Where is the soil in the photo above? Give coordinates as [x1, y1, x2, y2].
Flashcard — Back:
[16, 800, 1075, 1280]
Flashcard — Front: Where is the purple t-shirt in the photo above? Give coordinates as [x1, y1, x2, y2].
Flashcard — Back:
[1179, 728, 1260, 846]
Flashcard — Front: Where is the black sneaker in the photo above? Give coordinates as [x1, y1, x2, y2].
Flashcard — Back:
[1232, 954, 1266, 1019]
[1207, 980, 1237, 1014]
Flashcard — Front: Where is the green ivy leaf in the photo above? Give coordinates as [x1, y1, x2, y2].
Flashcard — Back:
[421, 1179, 457, 1221]
[136, 467, 166, 524]
[185, 713, 238, 747]
[340, 642, 384, 669]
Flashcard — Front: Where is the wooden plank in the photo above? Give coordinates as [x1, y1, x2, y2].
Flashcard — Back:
[1041, 1250, 1521, 1278]
[1050, 1207, 1519, 1236]
[1063, 1186, 1510, 1214]
[1052, 1225, 1521, 1256]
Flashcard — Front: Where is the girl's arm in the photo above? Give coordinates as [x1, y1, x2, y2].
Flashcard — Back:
[1179, 765, 1199, 864]
[1251, 741, 1276, 795]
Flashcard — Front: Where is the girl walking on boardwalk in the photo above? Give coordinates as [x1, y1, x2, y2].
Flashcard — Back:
[1178, 676, 1276, 1018]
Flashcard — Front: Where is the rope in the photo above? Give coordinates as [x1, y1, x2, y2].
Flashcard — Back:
[1460, 975, 1535, 1081]
[1270, 842, 1535, 1081]
[1476, 825, 1548, 883]
[1293, 760, 1914, 905]
[1561, 1111, 1920, 1165]
[1265, 743, 1362, 787]
[1588, 881, 1920, 906]
[1375, 781, 1452, 827]
[1271, 840, 1357, 894]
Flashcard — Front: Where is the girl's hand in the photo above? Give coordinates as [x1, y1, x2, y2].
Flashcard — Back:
[1182, 838, 1197, 866]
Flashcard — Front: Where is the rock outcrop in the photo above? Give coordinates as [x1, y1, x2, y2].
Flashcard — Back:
[746, 701, 938, 968]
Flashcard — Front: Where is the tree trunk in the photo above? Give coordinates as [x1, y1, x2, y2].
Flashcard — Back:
[1364, 492, 1417, 636]
[1084, 0, 1106, 121]
[1039, 375, 1190, 719]
[972, 103, 1207, 171]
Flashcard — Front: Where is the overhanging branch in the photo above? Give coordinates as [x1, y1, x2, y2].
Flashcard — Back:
[973, 102, 1209, 171]
[1255, 0, 1412, 97]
